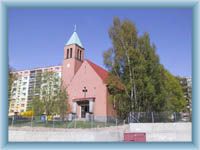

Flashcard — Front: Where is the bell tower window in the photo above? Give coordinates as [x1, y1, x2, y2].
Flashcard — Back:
[70, 48, 72, 58]
[80, 50, 82, 60]
[77, 49, 79, 59]
[66, 49, 69, 59]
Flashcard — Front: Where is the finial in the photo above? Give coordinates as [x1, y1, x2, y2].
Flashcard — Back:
[74, 24, 76, 32]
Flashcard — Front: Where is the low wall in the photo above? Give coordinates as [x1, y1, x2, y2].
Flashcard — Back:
[9, 126, 128, 142]
[9, 123, 192, 142]
[129, 123, 192, 142]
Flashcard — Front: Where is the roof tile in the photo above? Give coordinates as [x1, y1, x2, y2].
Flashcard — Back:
[86, 60, 108, 83]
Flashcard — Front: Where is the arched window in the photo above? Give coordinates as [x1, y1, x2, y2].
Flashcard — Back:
[70, 48, 72, 58]
[80, 50, 82, 60]
[66, 49, 69, 59]
[77, 49, 79, 59]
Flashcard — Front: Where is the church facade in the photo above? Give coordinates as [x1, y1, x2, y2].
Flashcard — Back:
[9, 30, 116, 122]
[62, 31, 115, 122]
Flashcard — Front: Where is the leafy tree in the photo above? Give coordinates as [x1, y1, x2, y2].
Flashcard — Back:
[104, 17, 186, 119]
[53, 81, 68, 120]
[32, 71, 68, 118]
[8, 67, 17, 106]
[32, 97, 44, 116]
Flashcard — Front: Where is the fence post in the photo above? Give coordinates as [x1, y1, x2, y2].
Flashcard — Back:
[174, 112, 176, 122]
[74, 116, 76, 128]
[66, 119, 67, 129]
[116, 118, 118, 126]
[151, 112, 154, 123]
[53, 115, 54, 128]
[12, 115, 14, 127]
[90, 119, 93, 129]
[31, 115, 33, 128]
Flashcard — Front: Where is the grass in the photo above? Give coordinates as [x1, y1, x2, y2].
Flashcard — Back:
[9, 119, 117, 128]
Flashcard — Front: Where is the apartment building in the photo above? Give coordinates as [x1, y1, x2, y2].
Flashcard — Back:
[9, 65, 62, 116]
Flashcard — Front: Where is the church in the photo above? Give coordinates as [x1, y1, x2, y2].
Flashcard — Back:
[9, 29, 116, 122]
[62, 30, 116, 122]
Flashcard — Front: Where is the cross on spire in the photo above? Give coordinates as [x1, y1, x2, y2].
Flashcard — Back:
[74, 24, 76, 32]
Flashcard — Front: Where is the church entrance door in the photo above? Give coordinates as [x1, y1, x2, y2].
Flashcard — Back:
[81, 104, 89, 118]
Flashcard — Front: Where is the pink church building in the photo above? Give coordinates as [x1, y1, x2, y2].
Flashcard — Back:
[62, 30, 116, 122]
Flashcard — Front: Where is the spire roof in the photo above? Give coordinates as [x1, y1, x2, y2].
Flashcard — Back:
[66, 31, 83, 48]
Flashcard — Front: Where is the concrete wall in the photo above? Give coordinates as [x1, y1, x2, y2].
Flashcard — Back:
[129, 123, 192, 142]
[9, 123, 192, 142]
[9, 126, 128, 142]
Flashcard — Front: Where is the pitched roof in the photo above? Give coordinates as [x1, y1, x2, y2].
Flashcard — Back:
[86, 60, 108, 83]
[66, 31, 83, 48]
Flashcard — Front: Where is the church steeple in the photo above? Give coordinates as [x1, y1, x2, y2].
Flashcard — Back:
[64, 29, 84, 61]
[65, 26, 83, 48]
[62, 28, 85, 87]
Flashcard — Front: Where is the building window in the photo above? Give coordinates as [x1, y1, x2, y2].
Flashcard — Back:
[77, 49, 79, 59]
[70, 48, 72, 58]
[21, 104, 25, 107]
[67, 49, 69, 59]
[80, 50, 82, 60]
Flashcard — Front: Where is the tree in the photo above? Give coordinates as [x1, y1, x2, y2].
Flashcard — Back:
[104, 17, 186, 119]
[53, 81, 68, 121]
[31, 71, 68, 118]
[8, 66, 17, 106]
[32, 97, 44, 116]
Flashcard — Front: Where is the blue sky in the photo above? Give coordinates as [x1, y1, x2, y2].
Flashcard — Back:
[8, 8, 192, 77]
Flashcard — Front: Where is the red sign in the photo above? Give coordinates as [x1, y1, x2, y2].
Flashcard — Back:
[124, 133, 146, 142]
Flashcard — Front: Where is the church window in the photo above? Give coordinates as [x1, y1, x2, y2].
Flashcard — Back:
[66, 49, 69, 59]
[77, 49, 79, 59]
[80, 50, 82, 60]
[70, 48, 72, 58]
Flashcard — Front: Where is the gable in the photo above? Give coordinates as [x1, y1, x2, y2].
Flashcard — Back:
[86, 60, 108, 83]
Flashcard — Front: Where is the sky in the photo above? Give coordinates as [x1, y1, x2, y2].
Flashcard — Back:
[8, 8, 192, 77]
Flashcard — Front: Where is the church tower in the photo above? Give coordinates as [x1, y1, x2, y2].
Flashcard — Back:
[62, 28, 84, 87]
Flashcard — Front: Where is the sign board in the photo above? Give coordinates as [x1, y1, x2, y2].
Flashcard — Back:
[124, 133, 146, 142]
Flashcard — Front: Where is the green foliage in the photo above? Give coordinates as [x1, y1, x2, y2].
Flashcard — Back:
[53, 82, 68, 120]
[32, 98, 44, 116]
[8, 67, 17, 98]
[104, 17, 186, 119]
[31, 71, 68, 117]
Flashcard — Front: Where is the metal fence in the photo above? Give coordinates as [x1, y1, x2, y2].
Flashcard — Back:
[128, 112, 192, 123]
[8, 115, 125, 129]
[8, 112, 191, 129]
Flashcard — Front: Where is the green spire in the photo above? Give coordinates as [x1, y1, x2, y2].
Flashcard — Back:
[66, 26, 83, 48]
